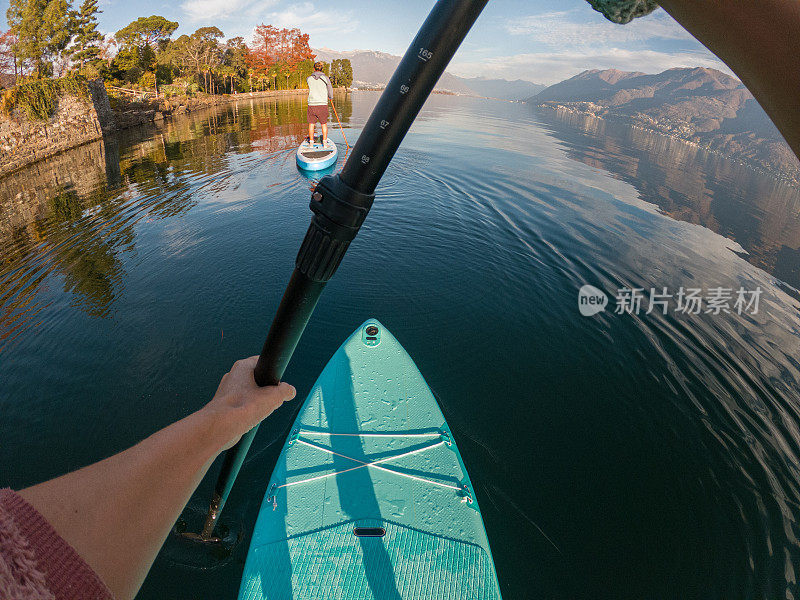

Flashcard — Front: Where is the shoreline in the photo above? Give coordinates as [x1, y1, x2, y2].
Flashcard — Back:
[0, 87, 517, 179]
[111, 87, 336, 129]
[7, 89, 792, 187]
[0, 88, 347, 179]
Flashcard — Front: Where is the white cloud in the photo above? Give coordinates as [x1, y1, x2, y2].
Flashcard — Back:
[176, 0, 356, 46]
[180, 0, 277, 23]
[450, 9, 729, 86]
[506, 10, 692, 47]
[450, 48, 732, 85]
[263, 2, 358, 36]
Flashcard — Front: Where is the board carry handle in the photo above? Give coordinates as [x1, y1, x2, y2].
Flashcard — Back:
[197, 0, 490, 541]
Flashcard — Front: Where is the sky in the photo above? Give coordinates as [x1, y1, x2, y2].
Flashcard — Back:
[0, 0, 730, 84]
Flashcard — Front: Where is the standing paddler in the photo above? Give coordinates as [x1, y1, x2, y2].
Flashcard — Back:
[306, 61, 334, 146]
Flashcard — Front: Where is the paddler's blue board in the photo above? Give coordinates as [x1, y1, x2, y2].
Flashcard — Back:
[238, 319, 502, 599]
[296, 138, 338, 171]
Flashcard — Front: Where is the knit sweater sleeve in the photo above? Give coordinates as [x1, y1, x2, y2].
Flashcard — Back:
[0, 488, 113, 600]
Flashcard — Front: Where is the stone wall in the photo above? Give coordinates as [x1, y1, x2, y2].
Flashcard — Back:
[88, 79, 116, 133]
[0, 79, 113, 178]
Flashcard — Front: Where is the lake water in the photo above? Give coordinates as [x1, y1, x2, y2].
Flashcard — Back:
[2, 91, 800, 599]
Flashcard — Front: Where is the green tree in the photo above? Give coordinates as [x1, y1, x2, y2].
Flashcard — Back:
[297, 58, 313, 87]
[163, 27, 223, 93]
[160, 34, 188, 73]
[7, 0, 73, 78]
[330, 58, 343, 87]
[223, 36, 248, 92]
[340, 58, 353, 88]
[115, 16, 178, 51]
[108, 45, 148, 83]
[154, 61, 173, 86]
[69, 0, 103, 72]
[114, 16, 176, 90]
[192, 27, 223, 93]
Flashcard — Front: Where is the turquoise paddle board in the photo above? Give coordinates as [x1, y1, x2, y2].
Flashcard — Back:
[296, 138, 338, 171]
[238, 319, 502, 599]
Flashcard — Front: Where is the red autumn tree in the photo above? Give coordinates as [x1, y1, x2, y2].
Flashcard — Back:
[247, 25, 315, 89]
[277, 27, 313, 89]
[0, 30, 19, 81]
[247, 24, 278, 80]
[289, 29, 314, 66]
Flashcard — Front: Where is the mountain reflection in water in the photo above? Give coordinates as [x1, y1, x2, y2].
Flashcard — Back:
[533, 108, 800, 297]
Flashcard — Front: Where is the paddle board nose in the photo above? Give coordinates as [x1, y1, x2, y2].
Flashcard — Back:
[237, 318, 503, 600]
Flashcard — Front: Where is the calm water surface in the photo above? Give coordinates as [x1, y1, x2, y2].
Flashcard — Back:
[2, 92, 800, 599]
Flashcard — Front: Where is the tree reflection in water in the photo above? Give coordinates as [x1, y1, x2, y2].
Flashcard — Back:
[0, 92, 354, 350]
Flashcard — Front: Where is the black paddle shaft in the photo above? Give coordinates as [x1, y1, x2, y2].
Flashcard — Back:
[200, 0, 490, 540]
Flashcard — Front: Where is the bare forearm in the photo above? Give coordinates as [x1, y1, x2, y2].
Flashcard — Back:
[19, 408, 225, 600]
[17, 358, 294, 600]
[659, 0, 800, 159]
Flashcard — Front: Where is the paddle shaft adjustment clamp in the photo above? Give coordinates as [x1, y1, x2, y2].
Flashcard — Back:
[296, 175, 375, 282]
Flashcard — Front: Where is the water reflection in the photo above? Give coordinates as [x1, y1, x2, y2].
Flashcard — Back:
[533, 108, 800, 295]
[3, 92, 800, 600]
[0, 93, 354, 350]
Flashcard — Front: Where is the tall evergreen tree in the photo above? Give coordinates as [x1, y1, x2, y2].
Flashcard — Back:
[70, 0, 102, 71]
[329, 58, 340, 87]
[340, 58, 353, 88]
[329, 59, 352, 88]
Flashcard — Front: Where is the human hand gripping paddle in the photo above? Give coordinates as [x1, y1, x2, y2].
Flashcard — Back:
[190, 0, 490, 542]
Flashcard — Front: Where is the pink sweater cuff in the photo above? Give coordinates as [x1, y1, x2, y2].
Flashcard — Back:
[0, 488, 113, 600]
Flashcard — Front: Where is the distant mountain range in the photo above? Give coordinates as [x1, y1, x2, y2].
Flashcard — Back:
[528, 67, 799, 181]
[311, 51, 797, 180]
[313, 48, 543, 100]
[455, 76, 546, 100]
